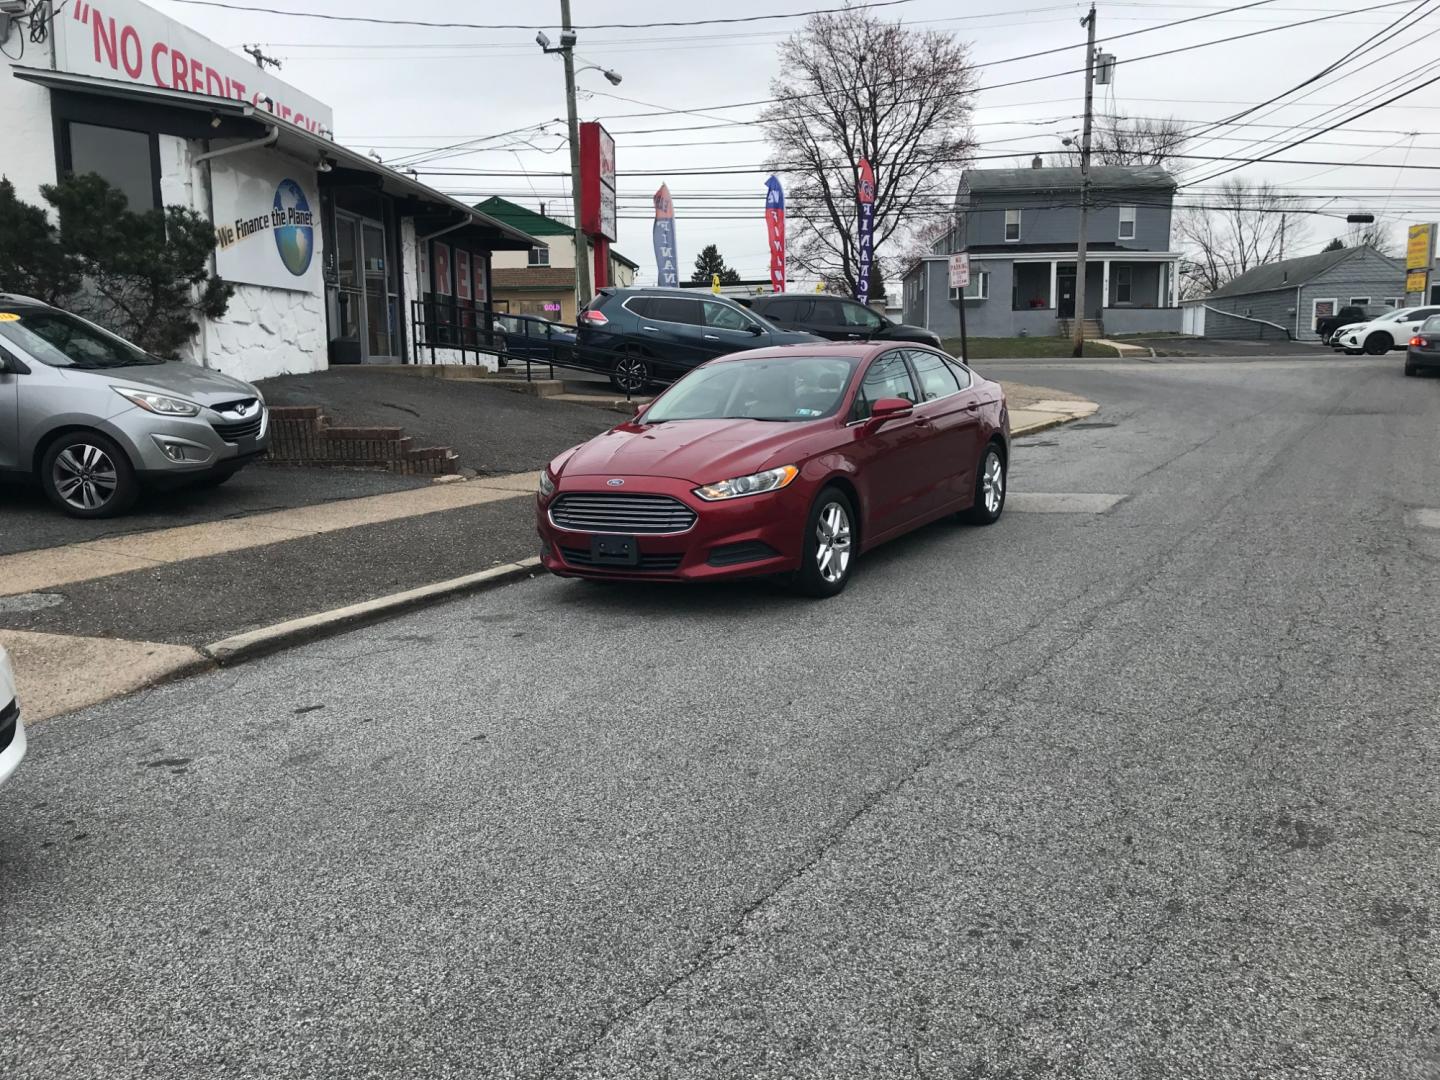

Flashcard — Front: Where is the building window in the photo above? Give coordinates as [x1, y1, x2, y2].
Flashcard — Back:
[1348, 296, 1370, 305]
[65, 122, 158, 211]
[950, 271, 990, 301]
[1114, 266, 1132, 304]
[1004, 209, 1021, 242]
[528, 246, 550, 266]
[1386, 297, 1402, 308]
[1119, 206, 1136, 240]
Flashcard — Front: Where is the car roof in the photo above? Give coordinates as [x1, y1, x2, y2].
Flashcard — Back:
[603, 286, 746, 301]
[0, 293, 48, 309]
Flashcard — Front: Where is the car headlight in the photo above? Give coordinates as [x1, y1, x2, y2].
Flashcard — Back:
[113, 386, 201, 417]
[538, 470, 556, 498]
[694, 464, 799, 501]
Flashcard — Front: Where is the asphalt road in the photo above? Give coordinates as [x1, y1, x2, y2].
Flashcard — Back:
[4, 355, 1439, 1078]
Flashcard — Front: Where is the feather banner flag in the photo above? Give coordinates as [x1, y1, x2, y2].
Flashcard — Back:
[855, 158, 876, 304]
[764, 175, 786, 293]
[653, 184, 679, 288]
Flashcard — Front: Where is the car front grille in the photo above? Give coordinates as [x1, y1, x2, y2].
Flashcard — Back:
[0, 698, 17, 754]
[211, 400, 265, 442]
[559, 547, 684, 572]
[549, 493, 697, 534]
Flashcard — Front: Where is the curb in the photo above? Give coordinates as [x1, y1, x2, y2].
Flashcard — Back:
[1012, 415, 1071, 437]
[203, 558, 542, 666]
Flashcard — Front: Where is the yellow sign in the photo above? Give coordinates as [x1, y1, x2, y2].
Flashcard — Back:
[1406, 269, 1428, 294]
[0, 313, 19, 322]
[1406, 223, 1434, 271]
[711, 273, 721, 295]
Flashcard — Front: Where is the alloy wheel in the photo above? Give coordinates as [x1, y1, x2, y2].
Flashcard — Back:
[615, 354, 648, 393]
[52, 443, 119, 512]
[982, 452, 1004, 514]
[815, 501, 852, 583]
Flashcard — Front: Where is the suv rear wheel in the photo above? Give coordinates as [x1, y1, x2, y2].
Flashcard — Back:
[611, 348, 651, 394]
[40, 431, 138, 518]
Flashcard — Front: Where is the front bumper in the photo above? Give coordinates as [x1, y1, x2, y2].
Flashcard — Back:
[536, 475, 805, 582]
[0, 696, 26, 789]
[111, 405, 270, 480]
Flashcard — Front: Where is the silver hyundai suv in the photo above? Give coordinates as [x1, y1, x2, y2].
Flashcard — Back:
[0, 295, 268, 518]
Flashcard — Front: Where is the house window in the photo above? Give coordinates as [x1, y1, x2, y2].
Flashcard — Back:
[1386, 297, 1402, 308]
[65, 122, 159, 211]
[1348, 297, 1370, 305]
[1004, 209, 1021, 242]
[950, 271, 990, 301]
[1114, 266, 1132, 304]
[528, 246, 550, 266]
[1119, 206, 1136, 240]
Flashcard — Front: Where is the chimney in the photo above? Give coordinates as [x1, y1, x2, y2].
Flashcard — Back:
[1031, 155, 1043, 169]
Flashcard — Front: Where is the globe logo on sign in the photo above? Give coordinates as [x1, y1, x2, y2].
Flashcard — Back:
[272, 179, 314, 277]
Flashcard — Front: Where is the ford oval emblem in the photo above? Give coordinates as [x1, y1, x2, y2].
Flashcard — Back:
[606, 478, 625, 487]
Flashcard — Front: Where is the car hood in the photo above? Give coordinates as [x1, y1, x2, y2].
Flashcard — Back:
[98, 362, 261, 406]
[559, 418, 814, 482]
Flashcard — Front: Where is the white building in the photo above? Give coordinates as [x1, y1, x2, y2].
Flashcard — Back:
[0, 0, 537, 381]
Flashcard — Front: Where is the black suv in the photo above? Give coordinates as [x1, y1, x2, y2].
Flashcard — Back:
[743, 293, 942, 348]
[578, 288, 821, 392]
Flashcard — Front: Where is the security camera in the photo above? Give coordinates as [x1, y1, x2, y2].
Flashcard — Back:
[535, 31, 550, 50]
[559, 29, 577, 48]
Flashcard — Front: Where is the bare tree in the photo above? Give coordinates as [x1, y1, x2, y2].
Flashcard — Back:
[1342, 218, 1398, 256]
[1056, 113, 1189, 166]
[1174, 179, 1308, 298]
[760, 6, 977, 294]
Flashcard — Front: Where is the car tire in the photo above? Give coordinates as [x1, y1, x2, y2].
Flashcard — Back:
[40, 431, 139, 519]
[1364, 332, 1392, 355]
[962, 443, 1007, 525]
[793, 487, 856, 599]
[610, 348, 651, 394]
[1404, 360, 1418, 376]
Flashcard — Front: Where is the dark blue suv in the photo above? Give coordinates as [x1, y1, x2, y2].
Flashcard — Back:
[578, 287, 822, 392]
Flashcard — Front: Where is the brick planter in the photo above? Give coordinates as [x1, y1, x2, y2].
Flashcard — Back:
[265, 405, 459, 475]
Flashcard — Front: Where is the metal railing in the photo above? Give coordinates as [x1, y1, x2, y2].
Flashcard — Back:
[408, 300, 677, 400]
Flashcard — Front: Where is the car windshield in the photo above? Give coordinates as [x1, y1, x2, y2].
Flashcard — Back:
[0, 309, 164, 369]
[1423, 316, 1440, 332]
[643, 355, 860, 423]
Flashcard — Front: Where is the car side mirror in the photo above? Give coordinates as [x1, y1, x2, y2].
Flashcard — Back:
[746, 324, 763, 335]
[866, 397, 913, 428]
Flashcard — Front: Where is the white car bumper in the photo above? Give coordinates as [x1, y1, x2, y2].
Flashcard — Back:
[0, 646, 26, 788]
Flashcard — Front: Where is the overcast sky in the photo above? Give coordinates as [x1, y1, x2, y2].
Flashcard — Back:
[153, 0, 1440, 285]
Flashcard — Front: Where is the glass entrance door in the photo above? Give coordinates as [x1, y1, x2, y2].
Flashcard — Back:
[327, 211, 398, 363]
[362, 221, 399, 361]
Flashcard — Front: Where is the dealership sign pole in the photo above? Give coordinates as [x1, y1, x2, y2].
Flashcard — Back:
[1406, 223, 1435, 302]
[855, 158, 876, 305]
[653, 184, 679, 288]
[764, 175, 786, 293]
[579, 122, 617, 292]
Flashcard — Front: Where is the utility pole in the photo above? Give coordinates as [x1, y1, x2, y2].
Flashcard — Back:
[560, 0, 592, 314]
[1072, 4, 1097, 358]
[242, 44, 281, 71]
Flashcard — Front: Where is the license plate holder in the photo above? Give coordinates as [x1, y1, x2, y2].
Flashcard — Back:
[591, 534, 639, 567]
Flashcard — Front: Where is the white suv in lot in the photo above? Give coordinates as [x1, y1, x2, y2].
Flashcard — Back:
[0, 644, 25, 789]
[1332, 306, 1440, 355]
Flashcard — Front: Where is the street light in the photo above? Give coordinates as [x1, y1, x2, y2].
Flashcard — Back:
[537, 3, 622, 314]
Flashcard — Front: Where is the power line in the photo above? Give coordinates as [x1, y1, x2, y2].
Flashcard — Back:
[160, 0, 920, 30]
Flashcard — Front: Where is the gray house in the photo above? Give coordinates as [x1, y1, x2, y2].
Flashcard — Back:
[1182, 246, 1406, 341]
[903, 163, 1183, 339]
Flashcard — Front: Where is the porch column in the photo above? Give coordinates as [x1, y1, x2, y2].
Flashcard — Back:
[1158, 261, 1167, 307]
[1101, 259, 1111, 310]
[1049, 260, 1058, 309]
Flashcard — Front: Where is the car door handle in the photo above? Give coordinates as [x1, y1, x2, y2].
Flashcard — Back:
[963, 402, 980, 412]
[703, 334, 720, 341]
[642, 326, 661, 333]
[913, 414, 933, 427]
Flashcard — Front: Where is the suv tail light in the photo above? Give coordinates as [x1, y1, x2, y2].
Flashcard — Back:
[581, 309, 609, 326]
[1411, 336, 1427, 347]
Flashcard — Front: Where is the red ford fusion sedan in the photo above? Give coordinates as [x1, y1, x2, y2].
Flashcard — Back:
[536, 342, 1009, 597]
